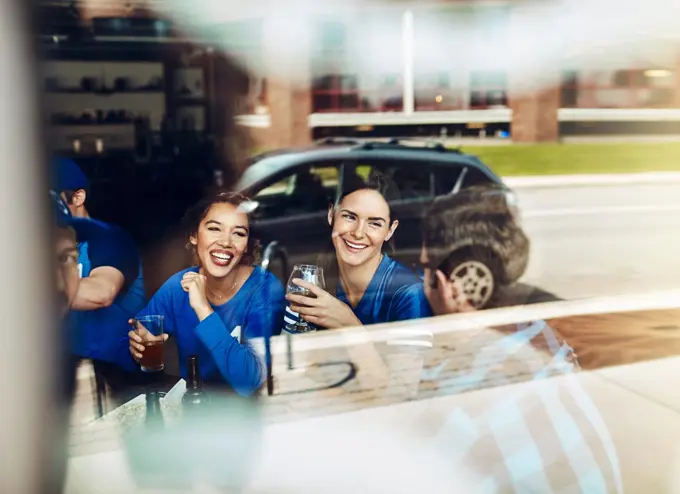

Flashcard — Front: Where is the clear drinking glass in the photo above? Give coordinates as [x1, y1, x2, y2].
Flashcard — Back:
[134, 315, 165, 372]
[285, 264, 325, 334]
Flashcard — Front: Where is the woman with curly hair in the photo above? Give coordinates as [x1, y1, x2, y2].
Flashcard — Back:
[121, 192, 285, 396]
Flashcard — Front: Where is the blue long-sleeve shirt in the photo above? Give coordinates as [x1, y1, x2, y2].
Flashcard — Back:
[118, 266, 285, 396]
[69, 217, 146, 362]
[284, 254, 432, 331]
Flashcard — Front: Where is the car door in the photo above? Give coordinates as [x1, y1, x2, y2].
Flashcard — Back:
[346, 157, 435, 267]
[248, 161, 343, 266]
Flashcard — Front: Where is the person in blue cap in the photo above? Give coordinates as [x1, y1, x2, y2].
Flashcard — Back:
[49, 191, 82, 492]
[51, 191, 81, 321]
[51, 156, 148, 403]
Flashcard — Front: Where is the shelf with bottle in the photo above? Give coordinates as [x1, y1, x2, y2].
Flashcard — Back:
[46, 88, 165, 95]
[48, 110, 148, 126]
[44, 74, 165, 94]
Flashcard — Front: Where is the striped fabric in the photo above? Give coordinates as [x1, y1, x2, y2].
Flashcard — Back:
[422, 321, 623, 493]
[280, 307, 623, 491]
[283, 304, 320, 333]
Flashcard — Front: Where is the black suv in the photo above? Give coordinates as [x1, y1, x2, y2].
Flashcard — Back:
[237, 138, 529, 309]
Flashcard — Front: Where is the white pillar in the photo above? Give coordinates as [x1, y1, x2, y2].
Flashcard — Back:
[402, 9, 415, 115]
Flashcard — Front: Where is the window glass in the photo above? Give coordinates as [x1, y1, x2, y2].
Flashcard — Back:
[433, 165, 492, 195]
[252, 165, 339, 219]
[353, 161, 432, 200]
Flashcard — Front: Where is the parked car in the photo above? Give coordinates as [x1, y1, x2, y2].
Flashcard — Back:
[237, 138, 529, 309]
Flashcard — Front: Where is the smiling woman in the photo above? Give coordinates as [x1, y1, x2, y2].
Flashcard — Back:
[284, 172, 432, 331]
[116, 192, 285, 396]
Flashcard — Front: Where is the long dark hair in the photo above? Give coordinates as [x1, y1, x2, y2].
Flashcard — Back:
[318, 169, 401, 294]
[182, 191, 261, 266]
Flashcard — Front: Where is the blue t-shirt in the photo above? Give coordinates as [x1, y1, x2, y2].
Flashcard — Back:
[117, 266, 285, 396]
[284, 254, 432, 330]
[69, 218, 146, 362]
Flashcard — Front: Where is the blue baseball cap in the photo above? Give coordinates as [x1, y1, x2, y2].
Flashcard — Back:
[50, 190, 73, 228]
[51, 156, 89, 194]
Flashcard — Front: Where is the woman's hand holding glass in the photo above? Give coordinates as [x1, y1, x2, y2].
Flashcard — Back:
[128, 318, 168, 367]
[286, 278, 362, 330]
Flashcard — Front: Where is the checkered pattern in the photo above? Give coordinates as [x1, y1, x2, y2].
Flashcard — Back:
[424, 321, 623, 493]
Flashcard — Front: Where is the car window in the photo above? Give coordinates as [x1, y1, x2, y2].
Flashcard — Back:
[252, 165, 339, 219]
[463, 167, 493, 188]
[433, 165, 464, 195]
[354, 160, 432, 200]
[255, 176, 294, 197]
[433, 165, 493, 195]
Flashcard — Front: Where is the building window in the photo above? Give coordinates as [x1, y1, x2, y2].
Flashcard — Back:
[560, 68, 676, 108]
[414, 72, 464, 111]
[311, 14, 403, 113]
[206, 20, 266, 115]
[413, 6, 510, 112]
[470, 71, 508, 109]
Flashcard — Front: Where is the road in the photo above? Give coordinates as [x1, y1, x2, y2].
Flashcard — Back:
[517, 182, 680, 301]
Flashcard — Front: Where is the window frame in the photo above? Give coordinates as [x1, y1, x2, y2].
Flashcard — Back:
[432, 163, 496, 196]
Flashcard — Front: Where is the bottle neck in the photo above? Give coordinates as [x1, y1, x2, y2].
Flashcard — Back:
[187, 355, 202, 391]
[146, 392, 162, 416]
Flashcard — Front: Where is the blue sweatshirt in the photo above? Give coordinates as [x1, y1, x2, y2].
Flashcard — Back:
[118, 266, 285, 396]
[284, 254, 432, 330]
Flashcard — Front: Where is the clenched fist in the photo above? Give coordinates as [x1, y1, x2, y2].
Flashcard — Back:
[181, 271, 213, 321]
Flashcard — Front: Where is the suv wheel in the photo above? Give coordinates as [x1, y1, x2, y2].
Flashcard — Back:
[442, 252, 500, 309]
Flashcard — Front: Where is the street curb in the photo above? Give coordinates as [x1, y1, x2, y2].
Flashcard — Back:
[503, 172, 680, 188]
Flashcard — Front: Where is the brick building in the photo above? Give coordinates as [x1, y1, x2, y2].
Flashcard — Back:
[48, 1, 680, 152]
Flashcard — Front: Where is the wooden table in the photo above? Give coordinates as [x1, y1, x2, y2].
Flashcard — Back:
[65, 306, 680, 493]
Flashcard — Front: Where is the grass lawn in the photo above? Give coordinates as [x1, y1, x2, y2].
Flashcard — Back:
[458, 142, 680, 176]
[250, 141, 680, 176]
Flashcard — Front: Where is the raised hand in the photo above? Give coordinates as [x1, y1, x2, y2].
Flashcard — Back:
[423, 269, 475, 316]
[181, 271, 213, 321]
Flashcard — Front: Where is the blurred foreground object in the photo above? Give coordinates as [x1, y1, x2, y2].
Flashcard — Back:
[0, 1, 56, 493]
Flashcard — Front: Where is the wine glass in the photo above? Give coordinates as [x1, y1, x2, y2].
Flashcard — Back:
[286, 264, 325, 333]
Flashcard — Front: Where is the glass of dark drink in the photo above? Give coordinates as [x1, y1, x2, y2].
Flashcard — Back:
[134, 315, 165, 372]
[285, 264, 325, 333]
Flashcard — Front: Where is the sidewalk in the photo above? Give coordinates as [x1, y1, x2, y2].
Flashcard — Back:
[504, 171, 680, 188]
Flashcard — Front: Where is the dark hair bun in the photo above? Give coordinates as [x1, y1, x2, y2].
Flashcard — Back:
[340, 168, 401, 204]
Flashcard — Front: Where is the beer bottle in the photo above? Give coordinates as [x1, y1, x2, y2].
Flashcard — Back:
[145, 391, 164, 429]
[182, 355, 209, 412]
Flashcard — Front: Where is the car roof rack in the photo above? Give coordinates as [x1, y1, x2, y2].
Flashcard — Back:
[358, 138, 461, 154]
[316, 137, 463, 154]
[317, 137, 364, 146]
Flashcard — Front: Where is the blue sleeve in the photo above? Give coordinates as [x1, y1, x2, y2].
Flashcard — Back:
[87, 227, 140, 285]
[113, 275, 178, 372]
[390, 284, 433, 322]
[194, 275, 285, 396]
[134, 279, 177, 337]
[194, 313, 264, 396]
[248, 275, 286, 338]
